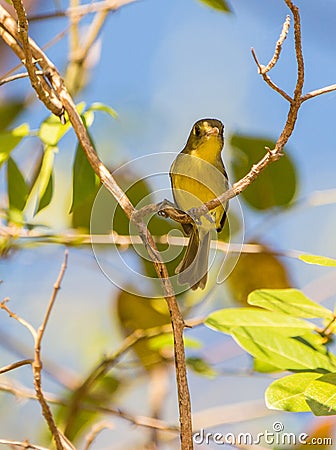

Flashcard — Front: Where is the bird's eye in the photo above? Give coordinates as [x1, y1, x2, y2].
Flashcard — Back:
[194, 125, 201, 137]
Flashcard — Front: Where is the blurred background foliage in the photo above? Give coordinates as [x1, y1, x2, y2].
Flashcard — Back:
[1, 0, 336, 448]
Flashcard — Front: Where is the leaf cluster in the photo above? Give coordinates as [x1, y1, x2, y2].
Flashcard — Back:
[206, 254, 336, 415]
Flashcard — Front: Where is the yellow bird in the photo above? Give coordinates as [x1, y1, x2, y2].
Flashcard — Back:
[170, 119, 228, 290]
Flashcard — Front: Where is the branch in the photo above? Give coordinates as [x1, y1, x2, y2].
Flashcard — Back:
[301, 83, 336, 102]
[65, 0, 111, 93]
[0, 298, 37, 340]
[0, 439, 48, 450]
[10, 1, 64, 119]
[251, 47, 293, 102]
[0, 253, 69, 450]
[63, 322, 175, 435]
[0, 380, 179, 433]
[155, 0, 336, 225]
[0, 225, 313, 261]
[83, 422, 114, 450]
[28, 0, 136, 22]
[250, 14, 292, 102]
[0, 70, 43, 86]
[0, 359, 33, 375]
[32, 251, 69, 450]
[262, 14, 291, 73]
[1, 4, 193, 446]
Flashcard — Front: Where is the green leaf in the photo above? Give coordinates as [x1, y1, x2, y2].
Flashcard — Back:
[39, 114, 71, 146]
[82, 110, 95, 128]
[7, 157, 28, 212]
[266, 372, 321, 412]
[197, 0, 231, 13]
[87, 102, 118, 119]
[0, 123, 29, 167]
[305, 373, 336, 415]
[38, 104, 86, 146]
[70, 140, 99, 213]
[36, 171, 53, 214]
[253, 358, 281, 373]
[248, 288, 333, 319]
[231, 327, 336, 372]
[187, 357, 217, 378]
[205, 308, 315, 336]
[149, 334, 201, 351]
[31, 146, 55, 215]
[299, 254, 336, 267]
[230, 134, 297, 209]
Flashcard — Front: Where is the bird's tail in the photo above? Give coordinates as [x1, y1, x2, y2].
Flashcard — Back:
[176, 229, 210, 290]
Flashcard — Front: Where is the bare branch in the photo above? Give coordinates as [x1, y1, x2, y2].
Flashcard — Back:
[261, 14, 291, 73]
[0, 381, 179, 433]
[0, 226, 311, 260]
[83, 422, 114, 450]
[0, 298, 37, 340]
[0, 438, 48, 450]
[1, 4, 194, 436]
[10, 0, 64, 118]
[285, 0, 304, 101]
[0, 359, 33, 375]
[32, 251, 69, 450]
[63, 322, 174, 435]
[301, 83, 336, 102]
[0, 70, 43, 86]
[36, 250, 68, 345]
[28, 0, 136, 22]
[251, 48, 293, 102]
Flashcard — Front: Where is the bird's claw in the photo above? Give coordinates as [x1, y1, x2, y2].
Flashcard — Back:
[158, 199, 177, 217]
[187, 207, 202, 225]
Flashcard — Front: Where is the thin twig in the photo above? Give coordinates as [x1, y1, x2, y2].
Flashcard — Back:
[251, 48, 293, 102]
[1, 27, 69, 81]
[0, 359, 33, 375]
[83, 421, 114, 450]
[36, 251, 68, 345]
[0, 70, 43, 86]
[0, 380, 179, 433]
[156, 0, 336, 225]
[10, 0, 64, 118]
[301, 83, 336, 102]
[71, 9, 108, 64]
[0, 299, 37, 340]
[28, 0, 136, 21]
[63, 322, 174, 435]
[261, 14, 291, 73]
[0, 225, 315, 261]
[65, 0, 109, 94]
[286, 0, 305, 101]
[32, 251, 69, 450]
[0, 439, 48, 450]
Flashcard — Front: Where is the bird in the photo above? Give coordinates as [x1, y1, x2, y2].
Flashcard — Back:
[169, 118, 228, 290]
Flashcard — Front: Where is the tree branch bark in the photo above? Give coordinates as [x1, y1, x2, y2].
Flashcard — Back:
[0, 3, 193, 447]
